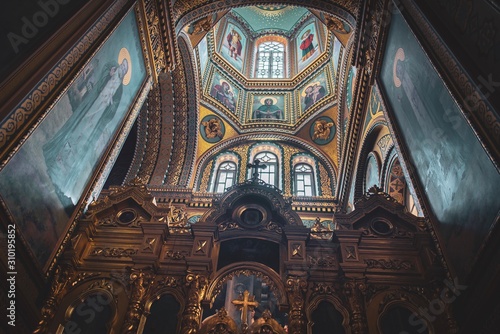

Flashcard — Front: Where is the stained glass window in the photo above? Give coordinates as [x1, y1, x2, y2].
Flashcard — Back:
[256, 41, 285, 79]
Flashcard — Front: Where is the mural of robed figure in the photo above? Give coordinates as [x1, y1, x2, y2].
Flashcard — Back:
[227, 28, 242, 60]
[299, 29, 315, 62]
[43, 48, 132, 207]
[210, 79, 236, 112]
[252, 97, 283, 120]
[303, 82, 325, 110]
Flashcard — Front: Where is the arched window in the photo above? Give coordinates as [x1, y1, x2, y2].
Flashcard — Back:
[214, 161, 237, 193]
[254, 152, 278, 186]
[311, 301, 346, 334]
[62, 292, 114, 334]
[294, 163, 315, 196]
[255, 41, 285, 78]
[142, 294, 181, 333]
[365, 152, 380, 192]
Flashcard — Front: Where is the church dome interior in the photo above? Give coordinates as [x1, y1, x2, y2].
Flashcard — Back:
[0, 0, 499, 333]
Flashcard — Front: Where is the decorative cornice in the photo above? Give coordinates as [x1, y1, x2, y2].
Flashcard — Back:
[364, 258, 414, 270]
[173, 1, 358, 35]
[90, 247, 138, 258]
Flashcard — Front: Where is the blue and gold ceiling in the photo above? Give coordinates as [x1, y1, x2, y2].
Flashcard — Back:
[231, 6, 310, 34]
[182, 5, 353, 173]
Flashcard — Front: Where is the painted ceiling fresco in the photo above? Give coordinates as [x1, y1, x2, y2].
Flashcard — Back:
[194, 8, 341, 131]
[231, 6, 310, 34]
[187, 5, 351, 177]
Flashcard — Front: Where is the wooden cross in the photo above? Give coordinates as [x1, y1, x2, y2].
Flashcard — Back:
[247, 159, 267, 181]
[231, 290, 259, 326]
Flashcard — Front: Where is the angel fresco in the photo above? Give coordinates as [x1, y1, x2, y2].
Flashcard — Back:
[312, 119, 334, 141]
[43, 48, 131, 206]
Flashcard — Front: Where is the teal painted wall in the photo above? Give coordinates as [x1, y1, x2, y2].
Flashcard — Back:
[380, 8, 500, 280]
[0, 10, 147, 269]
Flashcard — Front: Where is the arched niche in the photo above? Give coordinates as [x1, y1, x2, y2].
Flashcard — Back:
[307, 295, 350, 334]
[53, 278, 127, 334]
[366, 290, 434, 334]
[138, 289, 184, 334]
[193, 134, 337, 196]
[378, 305, 431, 334]
[203, 263, 289, 329]
[353, 122, 389, 203]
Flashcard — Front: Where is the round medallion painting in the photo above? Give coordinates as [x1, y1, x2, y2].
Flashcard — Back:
[200, 115, 225, 143]
[310, 116, 335, 145]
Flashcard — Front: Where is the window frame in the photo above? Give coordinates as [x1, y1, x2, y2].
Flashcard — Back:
[253, 151, 279, 187]
[294, 163, 316, 196]
[214, 161, 238, 193]
[254, 40, 286, 79]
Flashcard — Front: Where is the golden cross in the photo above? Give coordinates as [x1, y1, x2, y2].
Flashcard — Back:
[231, 290, 259, 325]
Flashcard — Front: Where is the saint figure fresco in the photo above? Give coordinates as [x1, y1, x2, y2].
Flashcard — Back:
[210, 79, 236, 112]
[43, 48, 131, 206]
[303, 82, 326, 110]
[227, 27, 242, 60]
[252, 97, 283, 120]
[299, 29, 316, 62]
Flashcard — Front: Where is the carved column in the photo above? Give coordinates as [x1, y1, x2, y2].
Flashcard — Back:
[180, 273, 207, 334]
[122, 268, 155, 334]
[34, 264, 75, 334]
[285, 277, 307, 334]
[343, 279, 368, 334]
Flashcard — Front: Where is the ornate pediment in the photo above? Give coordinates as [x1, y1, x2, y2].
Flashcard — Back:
[200, 181, 303, 233]
[335, 188, 425, 235]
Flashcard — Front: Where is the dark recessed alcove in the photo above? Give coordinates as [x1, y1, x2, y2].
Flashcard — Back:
[217, 238, 280, 272]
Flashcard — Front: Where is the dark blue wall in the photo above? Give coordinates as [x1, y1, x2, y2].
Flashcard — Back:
[380, 8, 500, 280]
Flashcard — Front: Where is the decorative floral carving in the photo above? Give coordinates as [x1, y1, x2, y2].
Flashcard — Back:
[180, 273, 208, 334]
[311, 282, 335, 296]
[164, 250, 190, 260]
[90, 247, 138, 258]
[122, 268, 155, 334]
[286, 277, 307, 334]
[343, 279, 368, 334]
[364, 259, 414, 270]
[218, 220, 241, 231]
[156, 276, 181, 288]
[308, 255, 336, 268]
[310, 217, 333, 239]
[263, 221, 283, 234]
[34, 264, 76, 333]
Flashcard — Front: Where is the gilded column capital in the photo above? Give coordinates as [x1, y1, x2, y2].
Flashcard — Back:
[180, 273, 208, 334]
[285, 276, 307, 334]
[121, 268, 156, 334]
[34, 264, 76, 334]
[342, 278, 368, 334]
